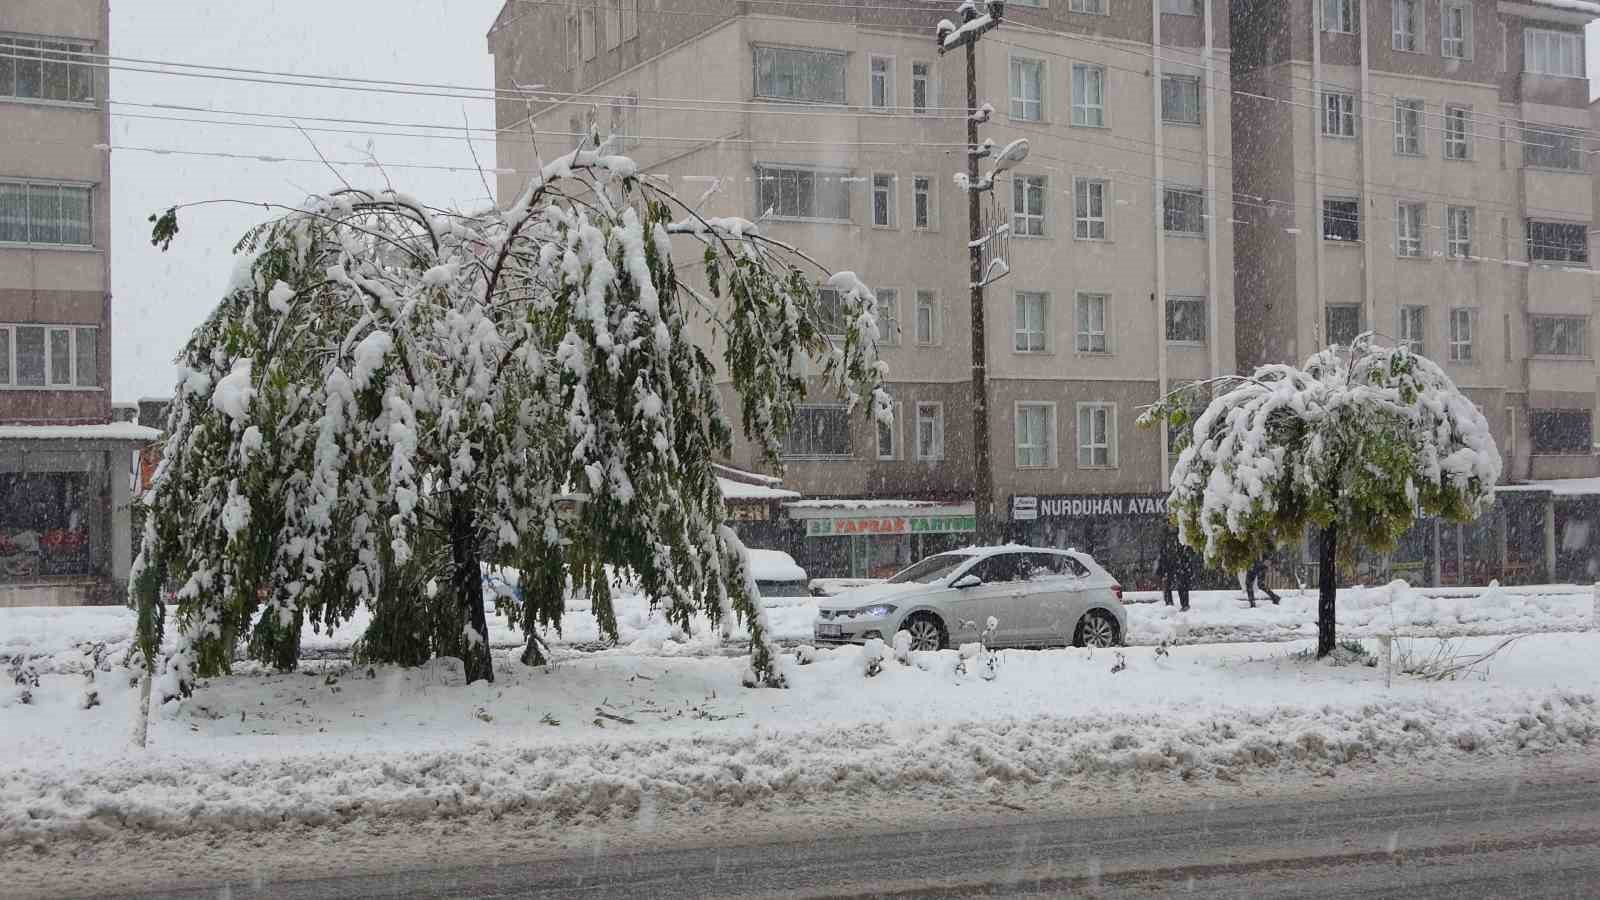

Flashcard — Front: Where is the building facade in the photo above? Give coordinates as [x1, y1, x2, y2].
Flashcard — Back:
[489, 0, 1237, 582]
[0, 1, 152, 606]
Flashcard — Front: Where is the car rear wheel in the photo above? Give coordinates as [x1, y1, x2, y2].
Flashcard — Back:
[902, 613, 946, 652]
[1074, 609, 1120, 648]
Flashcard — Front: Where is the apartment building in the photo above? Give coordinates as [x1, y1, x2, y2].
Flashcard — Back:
[1, 2, 151, 606]
[489, 0, 1236, 582]
[1230, 0, 1600, 585]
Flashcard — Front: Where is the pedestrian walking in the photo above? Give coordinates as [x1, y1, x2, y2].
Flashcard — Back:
[1157, 528, 1196, 612]
[1244, 557, 1280, 607]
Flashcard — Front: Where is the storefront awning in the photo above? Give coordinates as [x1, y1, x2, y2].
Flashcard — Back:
[783, 500, 976, 537]
[0, 422, 160, 445]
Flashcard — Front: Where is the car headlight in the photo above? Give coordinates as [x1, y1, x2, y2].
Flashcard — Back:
[854, 603, 898, 618]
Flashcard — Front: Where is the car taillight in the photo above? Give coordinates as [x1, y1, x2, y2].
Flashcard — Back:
[1111, 583, 1123, 602]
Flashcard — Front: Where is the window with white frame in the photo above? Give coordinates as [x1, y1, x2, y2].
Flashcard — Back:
[1076, 292, 1108, 353]
[1163, 187, 1205, 235]
[815, 287, 849, 336]
[1012, 175, 1046, 236]
[1392, 0, 1421, 52]
[1447, 206, 1473, 258]
[1396, 202, 1425, 257]
[1323, 0, 1357, 32]
[872, 173, 895, 227]
[1532, 315, 1587, 356]
[875, 288, 900, 345]
[1016, 403, 1055, 468]
[1441, 0, 1471, 59]
[913, 175, 934, 229]
[1443, 105, 1470, 159]
[755, 165, 850, 221]
[915, 290, 939, 345]
[0, 324, 98, 388]
[0, 36, 96, 104]
[1322, 91, 1356, 137]
[1015, 291, 1048, 352]
[1076, 403, 1115, 468]
[1527, 220, 1589, 263]
[1161, 0, 1201, 13]
[1069, 0, 1106, 12]
[608, 94, 638, 150]
[1394, 99, 1423, 155]
[1166, 295, 1206, 344]
[1323, 196, 1361, 241]
[1525, 28, 1583, 77]
[753, 45, 847, 103]
[1449, 308, 1474, 361]
[622, 0, 638, 40]
[1161, 74, 1200, 125]
[1071, 63, 1106, 126]
[1326, 304, 1363, 345]
[0, 181, 92, 246]
[911, 61, 932, 114]
[1523, 123, 1583, 171]
[783, 405, 851, 458]
[1399, 305, 1426, 353]
[1009, 57, 1043, 121]
[604, 0, 620, 49]
[869, 55, 893, 110]
[877, 399, 900, 460]
[581, 9, 596, 60]
[1074, 178, 1107, 239]
[916, 402, 945, 460]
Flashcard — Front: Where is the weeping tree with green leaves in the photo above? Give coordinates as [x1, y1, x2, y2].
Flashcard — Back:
[1139, 336, 1501, 657]
[132, 146, 889, 701]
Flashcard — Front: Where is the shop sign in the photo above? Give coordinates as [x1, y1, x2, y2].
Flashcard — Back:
[1010, 494, 1169, 522]
[807, 514, 976, 537]
[727, 503, 769, 522]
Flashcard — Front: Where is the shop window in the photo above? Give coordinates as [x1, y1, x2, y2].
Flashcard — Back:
[0, 472, 96, 578]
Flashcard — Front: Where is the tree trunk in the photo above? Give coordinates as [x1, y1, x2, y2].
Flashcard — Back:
[1318, 525, 1338, 658]
[450, 496, 494, 684]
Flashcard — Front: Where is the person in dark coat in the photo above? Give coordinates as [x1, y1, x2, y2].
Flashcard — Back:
[1156, 528, 1196, 612]
[1244, 556, 1280, 607]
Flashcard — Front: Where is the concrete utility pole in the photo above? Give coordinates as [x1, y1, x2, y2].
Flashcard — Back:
[937, 0, 1008, 545]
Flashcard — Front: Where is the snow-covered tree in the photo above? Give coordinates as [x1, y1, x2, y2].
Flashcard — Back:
[132, 147, 889, 690]
[1140, 336, 1500, 657]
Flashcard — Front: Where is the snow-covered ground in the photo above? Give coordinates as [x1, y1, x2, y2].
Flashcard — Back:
[3, 631, 1598, 846]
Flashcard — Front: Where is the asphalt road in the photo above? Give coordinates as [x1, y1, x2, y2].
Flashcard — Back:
[114, 775, 1600, 899]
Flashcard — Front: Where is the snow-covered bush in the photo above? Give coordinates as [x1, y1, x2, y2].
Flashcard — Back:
[892, 630, 911, 665]
[861, 638, 887, 677]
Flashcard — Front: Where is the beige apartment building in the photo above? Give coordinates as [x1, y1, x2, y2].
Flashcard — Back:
[489, 0, 1236, 582]
[1, 1, 151, 606]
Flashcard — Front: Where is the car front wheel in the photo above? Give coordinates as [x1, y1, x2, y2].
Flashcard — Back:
[1074, 609, 1120, 648]
[902, 612, 947, 652]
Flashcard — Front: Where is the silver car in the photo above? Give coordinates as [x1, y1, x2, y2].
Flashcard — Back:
[813, 546, 1127, 651]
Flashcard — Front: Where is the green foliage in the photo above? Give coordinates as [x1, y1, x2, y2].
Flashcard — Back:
[148, 206, 180, 251]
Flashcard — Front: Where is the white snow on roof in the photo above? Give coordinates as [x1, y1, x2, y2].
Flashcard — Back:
[0, 422, 161, 442]
[717, 477, 799, 501]
[744, 548, 807, 583]
[1498, 476, 1600, 497]
[784, 498, 941, 510]
[712, 462, 785, 486]
[1531, 0, 1600, 16]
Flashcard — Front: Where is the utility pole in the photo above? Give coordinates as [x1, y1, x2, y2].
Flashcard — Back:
[938, 1, 1011, 544]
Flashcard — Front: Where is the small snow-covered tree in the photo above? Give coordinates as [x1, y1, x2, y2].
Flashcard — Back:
[1140, 337, 1500, 657]
[133, 147, 889, 690]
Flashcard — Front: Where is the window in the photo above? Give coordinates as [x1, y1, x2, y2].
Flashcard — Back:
[1163, 187, 1204, 235]
[755, 166, 850, 221]
[1323, 0, 1357, 32]
[1326, 304, 1363, 345]
[1073, 178, 1107, 239]
[783, 405, 851, 458]
[1069, 0, 1107, 12]
[1523, 124, 1583, 171]
[1392, 0, 1421, 52]
[1441, 1, 1471, 59]
[1396, 202, 1425, 257]
[566, 15, 580, 70]
[815, 287, 849, 336]
[869, 55, 893, 110]
[875, 288, 900, 345]
[1322, 91, 1356, 137]
[1012, 175, 1046, 237]
[622, 0, 638, 40]
[1394, 99, 1423, 155]
[1532, 410, 1592, 454]
[1161, 75, 1200, 125]
[1076, 292, 1108, 353]
[914, 290, 939, 345]
[0, 181, 92, 246]
[872, 173, 895, 227]
[912, 175, 934, 230]
[1526, 220, 1588, 263]
[911, 61, 932, 114]
[1399, 305, 1426, 353]
[753, 45, 847, 104]
[1449, 308, 1474, 362]
[604, 0, 620, 50]
[1166, 295, 1206, 344]
[581, 9, 596, 60]
[1525, 28, 1583, 77]
[1447, 206, 1473, 258]
[0, 37, 95, 103]
[1443, 105, 1470, 159]
[1015, 291, 1048, 352]
[1323, 197, 1361, 242]
[1016, 403, 1056, 468]
[1009, 57, 1043, 121]
[916, 402, 945, 461]
[877, 401, 900, 460]
[1531, 315, 1587, 356]
[0, 324, 97, 388]
[1161, 0, 1201, 13]
[1076, 403, 1115, 468]
[608, 94, 638, 150]
[1071, 63, 1105, 126]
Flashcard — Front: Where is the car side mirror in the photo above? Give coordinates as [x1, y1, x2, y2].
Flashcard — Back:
[951, 573, 981, 589]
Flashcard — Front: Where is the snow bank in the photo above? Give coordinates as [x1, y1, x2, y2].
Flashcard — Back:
[745, 549, 806, 583]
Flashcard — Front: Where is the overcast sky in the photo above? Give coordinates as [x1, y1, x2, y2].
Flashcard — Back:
[105, 6, 1600, 401]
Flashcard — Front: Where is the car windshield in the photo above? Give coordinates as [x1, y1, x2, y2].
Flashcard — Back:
[887, 553, 973, 584]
